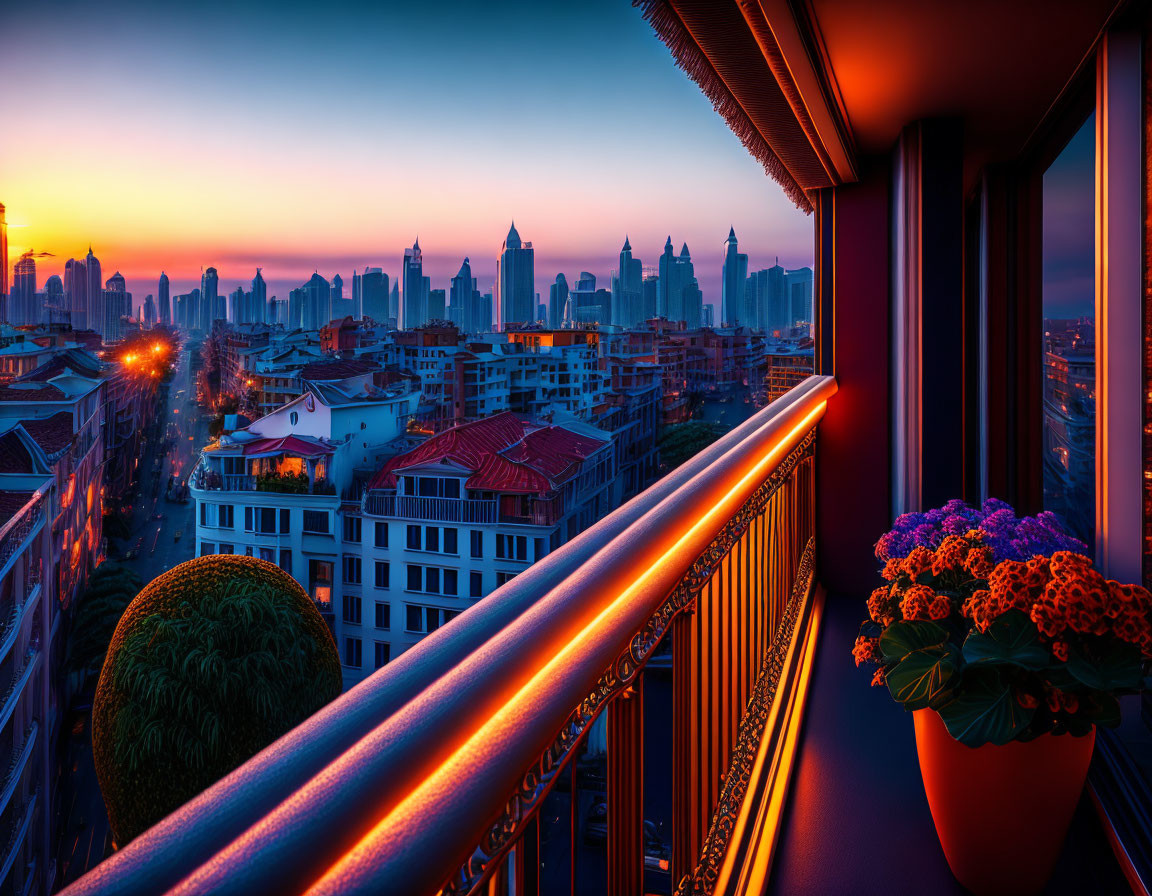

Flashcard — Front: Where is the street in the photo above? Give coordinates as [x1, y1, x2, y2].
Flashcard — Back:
[121, 341, 208, 584]
[53, 341, 210, 890]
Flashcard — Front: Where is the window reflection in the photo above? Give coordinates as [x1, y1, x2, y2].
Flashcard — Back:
[1041, 113, 1095, 549]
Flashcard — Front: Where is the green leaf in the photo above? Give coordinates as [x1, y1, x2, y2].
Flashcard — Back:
[886, 643, 959, 710]
[879, 620, 949, 663]
[961, 610, 1050, 670]
[936, 669, 1035, 747]
[1067, 642, 1143, 691]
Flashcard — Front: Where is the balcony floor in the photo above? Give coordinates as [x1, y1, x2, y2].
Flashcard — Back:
[768, 592, 1132, 896]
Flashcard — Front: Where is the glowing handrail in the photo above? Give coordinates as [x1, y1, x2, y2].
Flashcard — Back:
[64, 375, 835, 896]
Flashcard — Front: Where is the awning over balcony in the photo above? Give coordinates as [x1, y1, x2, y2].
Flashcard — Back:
[241, 436, 332, 459]
[636, 0, 1119, 201]
[633, 0, 842, 211]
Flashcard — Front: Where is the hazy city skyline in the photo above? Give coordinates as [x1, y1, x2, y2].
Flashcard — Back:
[0, 0, 814, 305]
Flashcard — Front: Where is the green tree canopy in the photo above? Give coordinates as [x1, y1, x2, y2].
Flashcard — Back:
[93, 555, 341, 845]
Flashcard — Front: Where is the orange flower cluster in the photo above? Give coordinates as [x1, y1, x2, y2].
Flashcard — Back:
[882, 533, 991, 593]
[902, 546, 935, 580]
[963, 551, 1152, 658]
[867, 586, 899, 627]
[900, 584, 952, 622]
[853, 635, 882, 667]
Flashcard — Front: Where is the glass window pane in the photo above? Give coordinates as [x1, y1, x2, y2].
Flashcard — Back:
[1042, 113, 1096, 549]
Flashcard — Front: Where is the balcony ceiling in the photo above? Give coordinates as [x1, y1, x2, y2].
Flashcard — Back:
[809, 0, 1120, 163]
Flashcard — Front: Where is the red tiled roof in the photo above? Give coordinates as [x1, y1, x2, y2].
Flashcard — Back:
[242, 436, 333, 457]
[299, 359, 377, 381]
[369, 411, 606, 495]
[0, 383, 66, 402]
[0, 490, 34, 529]
[22, 412, 74, 456]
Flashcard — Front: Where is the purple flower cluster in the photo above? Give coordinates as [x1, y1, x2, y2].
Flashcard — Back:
[873, 498, 1088, 564]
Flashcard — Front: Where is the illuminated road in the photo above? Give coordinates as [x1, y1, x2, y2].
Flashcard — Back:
[123, 339, 208, 585]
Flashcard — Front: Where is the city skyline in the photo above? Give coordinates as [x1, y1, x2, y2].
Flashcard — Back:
[0, 0, 814, 306]
[1, 222, 814, 324]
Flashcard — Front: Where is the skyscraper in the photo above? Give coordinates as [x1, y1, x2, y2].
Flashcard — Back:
[611, 236, 643, 327]
[495, 222, 534, 331]
[0, 203, 7, 303]
[252, 269, 267, 324]
[10, 251, 36, 325]
[228, 286, 245, 323]
[429, 289, 446, 322]
[389, 281, 400, 325]
[641, 274, 658, 324]
[102, 271, 130, 341]
[784, 267, 814, 332]
[43, 275, 65, 325]
[301, 272, 331, 330]
[159, 272, 171, 326]
[143, 294, 157, 328]
[658, 238, 701, 326]
[746, 262, 786, 332]
[548, 273, 569, 329]
[353, 267, 388, 322]
[721, 227, 749, 326]
[402, 238, 429, 329]
[85, 246, 102, 333]
[201, 266, 219, 331]
[331, 273, 348, 320]
[64, 258, 86, 329]
[450, 258, 486, 333]
[657, 237, 679, 320]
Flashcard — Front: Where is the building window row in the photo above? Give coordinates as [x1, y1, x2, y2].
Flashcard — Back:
[404, 603, 459, 634]
[405, 563, 458, 596]
[406, 525, 458, 555]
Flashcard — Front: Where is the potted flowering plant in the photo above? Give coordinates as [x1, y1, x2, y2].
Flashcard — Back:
[854, 499, 1152, 896]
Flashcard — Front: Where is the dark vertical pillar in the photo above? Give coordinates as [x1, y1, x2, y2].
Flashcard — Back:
[918, 119, 966, 509]
[517, 815, 539, 896]
[607, 680, 644, 896]
[671, 610, 695, 890]
[814, 163, 891, 595]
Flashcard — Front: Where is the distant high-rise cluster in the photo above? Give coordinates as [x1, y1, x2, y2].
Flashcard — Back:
[3, 212, 812, 342]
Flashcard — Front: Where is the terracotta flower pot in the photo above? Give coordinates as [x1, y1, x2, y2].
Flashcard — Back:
[913, 709, 1095, 896]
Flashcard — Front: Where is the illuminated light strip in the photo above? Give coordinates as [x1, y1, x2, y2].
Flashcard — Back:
[305, 403, 827, 895]
[1088, 786, 1150, 896]
[724, 585, 823, 894]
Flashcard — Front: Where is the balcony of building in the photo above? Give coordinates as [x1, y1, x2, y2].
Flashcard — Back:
[191, 439, 337, 497]
[62, 4, 1150, 896]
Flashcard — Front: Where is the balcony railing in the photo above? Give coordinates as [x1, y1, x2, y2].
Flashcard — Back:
[64, 376, 835, 896]
[363, 494, 499, 525]
[0, 723, 36, 820]
[0, 583, 39, 667]
[0, 786, 37, 890]
[0, 496, 42, 580]
[192, 467, 337, 497]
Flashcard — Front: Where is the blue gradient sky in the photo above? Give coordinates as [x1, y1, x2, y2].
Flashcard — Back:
[1042, 113, 1094, 320]
[0, 0, 813, 312]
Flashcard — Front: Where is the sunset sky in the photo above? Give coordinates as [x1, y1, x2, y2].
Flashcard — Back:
[0, 0, 814, 311]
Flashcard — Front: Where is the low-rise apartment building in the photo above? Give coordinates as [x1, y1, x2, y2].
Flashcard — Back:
[190, 383, 420, 629]
[344, 411, 614, 688]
